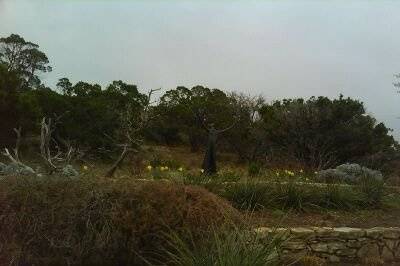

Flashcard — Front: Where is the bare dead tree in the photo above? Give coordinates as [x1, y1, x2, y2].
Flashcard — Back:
[2, 128, 20, 164]
[40, 117, 83, 174]
[2, 127, 35, 174]
[105, 88, 160, 178]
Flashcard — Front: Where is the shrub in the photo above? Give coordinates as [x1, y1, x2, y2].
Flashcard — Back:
[317, 163, 383, 184]
[0, 176, 240, 265]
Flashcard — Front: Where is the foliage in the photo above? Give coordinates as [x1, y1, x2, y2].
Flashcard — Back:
[0, 33, 398, 175]
[224, 181, 271, 210]
[0, 176, 240, 265]
[222, 180, 389, 211]
[153, 86, 237, 151]
[259, 95, 396, 169]
[248, 161, 263, 177]
[358, 174, 386, 206]
[0, 34, 51, 89]
[224, 93, 266, 161]
[317, 163, 383, 184]
[163, 225, 283, 266]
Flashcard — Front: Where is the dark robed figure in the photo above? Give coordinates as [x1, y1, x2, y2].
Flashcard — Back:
[202, 122, 236, 175]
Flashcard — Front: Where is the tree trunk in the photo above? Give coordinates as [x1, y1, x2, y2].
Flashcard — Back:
[105, 145, 129, 178]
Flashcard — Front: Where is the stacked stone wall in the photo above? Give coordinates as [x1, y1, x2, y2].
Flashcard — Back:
[256, 227, 400, 263]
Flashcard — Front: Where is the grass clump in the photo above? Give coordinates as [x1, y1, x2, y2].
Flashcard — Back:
[222, 179, 392, 212]
[162, 225, 283, 266]
[248, 162, 263, 177]
[223, 182, 271, 210]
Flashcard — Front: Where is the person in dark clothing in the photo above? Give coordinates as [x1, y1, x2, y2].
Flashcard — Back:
[202, 122, 237, 175]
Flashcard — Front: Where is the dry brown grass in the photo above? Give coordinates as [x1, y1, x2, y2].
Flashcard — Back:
[0, 175, 240, 265]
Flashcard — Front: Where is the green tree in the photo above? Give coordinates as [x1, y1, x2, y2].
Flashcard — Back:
[259, 95, 396, 169]
[0, 34, 51, 89]
[155, 85, 235, 152]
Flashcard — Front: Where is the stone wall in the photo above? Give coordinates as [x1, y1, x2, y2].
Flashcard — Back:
[255, 227, 400, 263]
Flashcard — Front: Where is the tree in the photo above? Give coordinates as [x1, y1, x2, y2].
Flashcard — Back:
[0, 34, 51, 89]
[105, 88, 158, 177]
[156, 85, 236, 152]
[224, 93, 266, 162]
[0, 64, 21, 147]
[259, 95, 396, 169]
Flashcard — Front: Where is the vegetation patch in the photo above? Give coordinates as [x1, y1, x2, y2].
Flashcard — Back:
[0, 176, 239, 265]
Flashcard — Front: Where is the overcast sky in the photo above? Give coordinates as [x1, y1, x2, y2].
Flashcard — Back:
[1, 0, 400, 137]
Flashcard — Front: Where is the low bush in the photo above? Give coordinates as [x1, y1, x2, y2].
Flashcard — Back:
[0, 176, 240, 265]
[316, 163, 383, 184]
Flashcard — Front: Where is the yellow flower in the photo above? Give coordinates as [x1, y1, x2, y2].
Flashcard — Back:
[146, 165, 152, 171]
[300, 169, 303, 173]
[164, 166, 169, 170]
[200, 169, 204, 173]
[83, 165, 88, 171]
[178, 167, 183, 172]
[160, 166, 165, 171]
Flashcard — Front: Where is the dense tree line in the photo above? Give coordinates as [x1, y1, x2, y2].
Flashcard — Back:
[0, 34, 397, 169]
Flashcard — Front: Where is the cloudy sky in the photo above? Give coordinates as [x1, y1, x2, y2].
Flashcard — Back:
[1, 0, 400, 137]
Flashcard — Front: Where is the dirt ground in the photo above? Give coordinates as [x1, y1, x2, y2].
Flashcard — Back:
[251, 208, 400, 228]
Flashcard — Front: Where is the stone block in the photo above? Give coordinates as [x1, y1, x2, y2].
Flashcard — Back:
[358, 243, 380, 258]
[282, 240, 307, 250]
[290, 227, 315, 240]
[310, 243, 329, 253]
[366, 227, 386, 239]
[381, 246, 395, 261]
[381, 228, 400, 239]
[334, 227, 365, 239]
[335, 248, 357, 257]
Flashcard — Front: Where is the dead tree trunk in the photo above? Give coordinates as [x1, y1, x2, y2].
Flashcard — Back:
[105, 145, 129, 178]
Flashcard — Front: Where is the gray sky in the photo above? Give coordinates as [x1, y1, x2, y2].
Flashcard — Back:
[1, 0, 400, 137]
